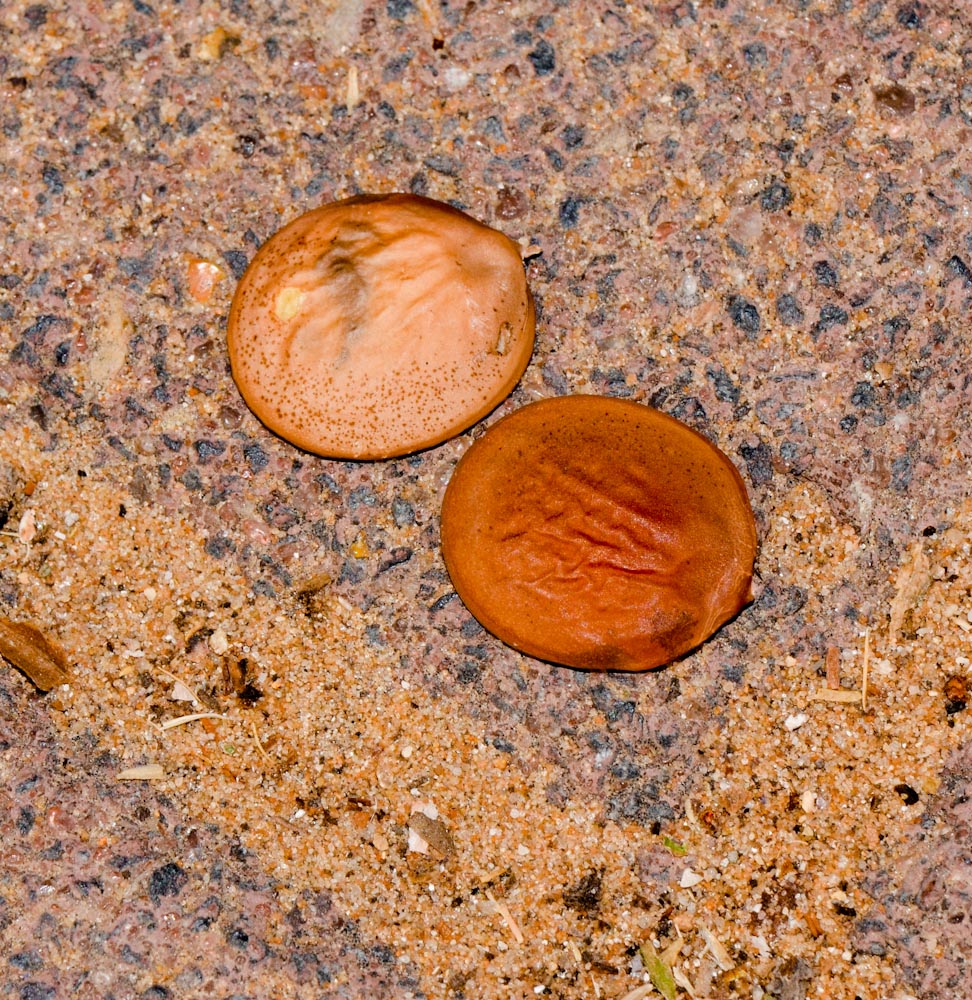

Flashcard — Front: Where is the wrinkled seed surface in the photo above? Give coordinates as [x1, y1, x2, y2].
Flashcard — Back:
[441, 396, 757, 671]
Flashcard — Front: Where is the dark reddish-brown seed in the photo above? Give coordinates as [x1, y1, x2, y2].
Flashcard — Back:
[440, 396, 757, 672]
[227, 193, 535, 459]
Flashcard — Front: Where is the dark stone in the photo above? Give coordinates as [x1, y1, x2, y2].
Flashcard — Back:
[562, 124, 585, 148]
[16, 805, 36, 834]
[742, 41, 767, 67]
[9, 952, 43, 972]
[193, 439, 226, 461]
[235, 134, 259, 158]
[891, 453, 913, 491]
[19, 986, 55, 1000]
[391, 498, 415, 527]
[24, 5, 48, 28]
[945, 254, 972, 286]
[781, 586, 807, 615]
[706, 364, 741, 403]
[897, 2, 923, 27]
[149, 862, 188, 904]
[243, 443, 269, 472]
[226, 927, 250, 948]
[559, 195, 582, 228]
[205, 535, 236, 559]
[221, 250, 249, 280]
[812, 303, 848, 336]
[423, 154, 461, 177]
[739, 439, 773, 484]
[813, 260, 839, 288]
[851, 382, 877, 408]
[727, 295, 761, 336]
[41, 163, 64, 194]
[454, 660, 482, 684]
[527, 39, 555, 76]
[759, 179, 793, 212]
[386, 0, 415, 19]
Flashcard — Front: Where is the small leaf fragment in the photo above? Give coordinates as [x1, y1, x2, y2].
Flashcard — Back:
[639, 939, 677, 1000]
[0, 616, 70, 691]
[662, 835, 687, 856]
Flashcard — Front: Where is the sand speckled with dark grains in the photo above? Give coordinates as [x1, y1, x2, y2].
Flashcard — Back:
[2, 1, 972, 998]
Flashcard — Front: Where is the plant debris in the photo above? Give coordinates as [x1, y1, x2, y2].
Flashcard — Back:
[117, 764, 164, 781]
[889, 539, 932, 640]
[160, 712, 225, 731]
[0, 616, 70, 691]
[407, 810, 456, 857]
[638, 938, 677, 1000]
[485, 888, 524, 945]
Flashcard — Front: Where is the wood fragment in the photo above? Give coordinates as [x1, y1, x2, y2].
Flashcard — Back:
[672, 965, 697, 997]
[809, 689, 862, 704]
[0, 616, 70, 691]
[825, 646, 840, 689]
[117, 764, 164, 780]
[485, 889, 524, 944]
[346, 65, 360, 107]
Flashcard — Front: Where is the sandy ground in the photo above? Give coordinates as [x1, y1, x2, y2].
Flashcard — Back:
[2, 1, 972, 997]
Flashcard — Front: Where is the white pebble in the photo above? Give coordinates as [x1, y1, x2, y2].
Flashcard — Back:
[680, 868, 704, 888]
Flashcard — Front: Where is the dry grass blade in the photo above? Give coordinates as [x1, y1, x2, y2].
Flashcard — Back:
[0, 616, 70, 691]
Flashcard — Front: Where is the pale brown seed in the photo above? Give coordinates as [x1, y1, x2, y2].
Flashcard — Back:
[227, 193, 535, 459]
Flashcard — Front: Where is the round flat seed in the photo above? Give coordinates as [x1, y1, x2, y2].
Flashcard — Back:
[227, 194, 535, 459]
[440, 396, 757, 672]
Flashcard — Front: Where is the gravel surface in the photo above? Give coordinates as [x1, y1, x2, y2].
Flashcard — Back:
[2, 1, 972, 997]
